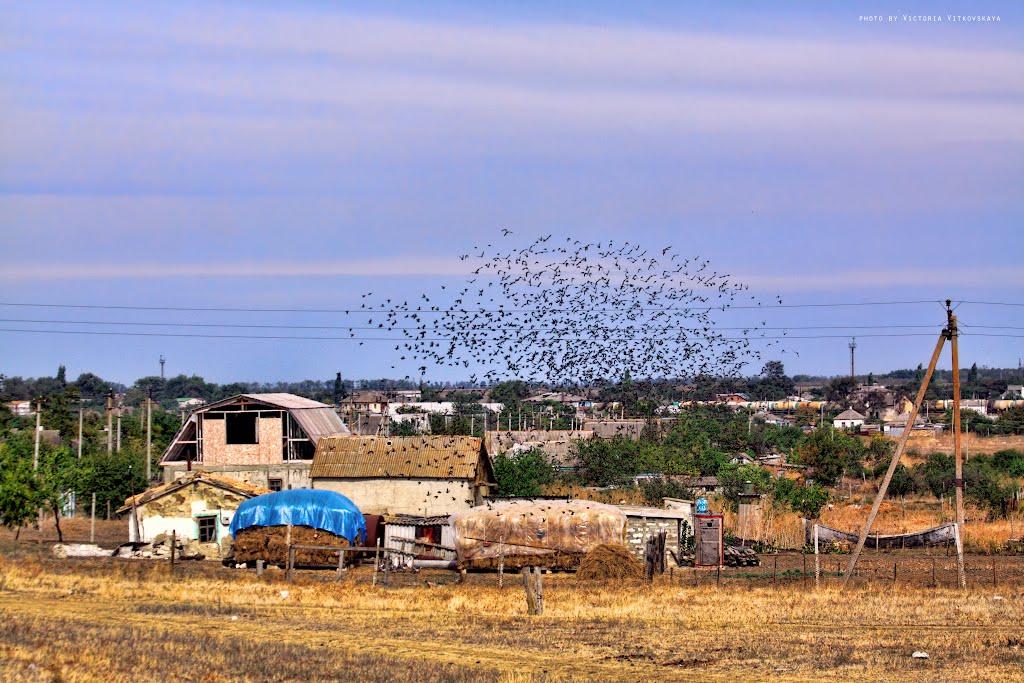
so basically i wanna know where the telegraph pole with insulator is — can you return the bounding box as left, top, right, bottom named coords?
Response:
left=849, top=337, right=857, bottom=378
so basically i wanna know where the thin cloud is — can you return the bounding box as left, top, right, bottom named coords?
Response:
left=0, top=258, right=470, bottom=280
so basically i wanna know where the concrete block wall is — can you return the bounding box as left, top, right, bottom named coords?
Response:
left=625, top=516, right=683, bottom=559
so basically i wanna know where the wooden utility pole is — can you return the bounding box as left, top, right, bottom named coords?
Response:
left=844, top=321, right=947, bottom=585
left=948, top=304, right=967, bottom=588
left=116, top=399, right=122, bottom=453
left=77, top=399, right=84, bottom=460
left=106, top=391, right=113, bottom=454
left=146, top=390, right=153, bottom=482
left=33, top=399, right=42, bottom=470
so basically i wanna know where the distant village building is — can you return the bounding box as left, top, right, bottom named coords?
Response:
left=5, top=400, right=32, bottom=416
left=118, top=472, right=270, bottom=559
left=159, top=393, right=350, bottom=490
left=833, top=408, right=866, bottom=430
left=485, top=430, right=594, bottom=471
left=310, top=435, right=494, bottom=517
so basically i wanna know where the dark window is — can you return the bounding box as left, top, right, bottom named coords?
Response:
left=197, top=516, right=217, bottom=543
left=225, top=413, right=258, bottom=445
left=268, top=478, right=283, bottom=492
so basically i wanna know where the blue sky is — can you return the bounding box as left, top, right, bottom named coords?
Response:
left=1, top=1, right=1022, bottom=385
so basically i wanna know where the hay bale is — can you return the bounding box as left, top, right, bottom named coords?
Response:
left=233, top=525, right=351, bottom=566
left=576, top=544, right=644, bottom=581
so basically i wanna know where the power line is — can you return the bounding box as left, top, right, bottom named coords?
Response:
left=0, top=299, right=948, bottom=315
left=1, top=327, right=1014, bottom=342
left=0, top=317, right=960, bottom=332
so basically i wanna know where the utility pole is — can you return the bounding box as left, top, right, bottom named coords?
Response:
left=106, top=390, right=113, bottom=454
left=33, top=399, right=42, bottom=470
left=116, top=398, right=122, bottom=453
left=159, top=355, right=166, bottom=379
left=849, top=337, right=857, bottom=378
left=146, top=388, right=153, bottom=482
left=948, top=302, right=966, bottom=588
left=844, top=300, right=966, bottom=589
left=77, top=398, right=83, bottom=460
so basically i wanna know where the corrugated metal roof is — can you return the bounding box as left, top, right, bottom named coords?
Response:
left=289, top=406, right=351, bottom=444
left=312, top=435, right=484, bottom=480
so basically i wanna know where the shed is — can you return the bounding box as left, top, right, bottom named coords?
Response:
left=310, top=435, right=495, bottom=517
left=117, top=472, right=270, bottom=558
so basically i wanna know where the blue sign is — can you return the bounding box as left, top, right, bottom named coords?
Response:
left=696, top=497, right=708, bottom=514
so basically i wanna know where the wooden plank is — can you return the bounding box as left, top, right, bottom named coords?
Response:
left=843, top=329, right=946, bottom=586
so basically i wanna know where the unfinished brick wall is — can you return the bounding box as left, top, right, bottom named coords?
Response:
left=202, top=415, right=284, bottom=466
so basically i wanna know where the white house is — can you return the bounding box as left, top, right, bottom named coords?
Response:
left=117, top=472, right=270, bottom=558
left=833, top=408, right=866, bottom=430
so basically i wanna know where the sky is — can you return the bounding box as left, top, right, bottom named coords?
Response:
left=1, top=1, right=1022, bottom=386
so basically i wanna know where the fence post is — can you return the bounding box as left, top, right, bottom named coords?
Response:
left=372, top=539, right=381, bottom=587
left=931, top=558, right=936, bottom=588
left=716, top=563, right=721, bottom=588
left=814, top=524, right=820, bottom=588
left=893, top=560, right=897, bottom=587
left=287, top=545, right=295, bottom=583
left=170, top=530, right=176, bottom=570
left=802, top=554, right=807, bottom=588
left=256, top=560, right=264, bottom=577
left=533, top=567, right=544, bottom=615
left=337, top=548, right=345, bottom=580
left=523, top=567, right=538, bottom=615
left=90, top=493, right=96, bottom=544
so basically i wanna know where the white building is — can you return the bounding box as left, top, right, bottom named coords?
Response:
left=833, top=408, right=866, bottom=430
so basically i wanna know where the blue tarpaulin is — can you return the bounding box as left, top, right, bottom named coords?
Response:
left=229, top=489, right=366, bottom=543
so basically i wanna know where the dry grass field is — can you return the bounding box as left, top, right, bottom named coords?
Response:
left=1, top=551, right=1022, bottom=683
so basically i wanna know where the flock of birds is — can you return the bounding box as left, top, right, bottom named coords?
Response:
left=357, top=232, right=779, bottom=386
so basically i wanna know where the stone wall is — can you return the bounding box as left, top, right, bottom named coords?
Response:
left=624, top=515, right=685, bottom=559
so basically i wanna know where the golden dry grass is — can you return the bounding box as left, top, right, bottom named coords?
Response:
left=1, top=553, right=1021, bottom=682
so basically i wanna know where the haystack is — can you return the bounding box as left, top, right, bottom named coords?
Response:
left=452, top=500, right=626, bottom=571
left=228, top=489, right=366, bottom=567
left=232, top=525, right=352, bottom=566
left=576, top=544, right=644, bottom=581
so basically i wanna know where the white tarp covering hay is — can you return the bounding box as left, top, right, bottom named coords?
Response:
left=451, top=500, right=626, bottom=570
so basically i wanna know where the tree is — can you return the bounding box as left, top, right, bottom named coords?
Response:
left=56, top=365, right=67, bottom=387
left=795, top=426, right=862, bottom=487
left=824, top=376, right=858, bottom=407
left=493, top=448, right=555, bottom=496
left=888, top=464, right=917, bottom=498
left=0, top=441, right=39, bottom=537
left=752, top=361, right=795, bottom=401
left=968, top=363, right=978, bottom=383
left=489, top=380, right=531, bottom=405
left=717, top=463, right=772, bottom=508
left=785, top=482, right=830, bottom=519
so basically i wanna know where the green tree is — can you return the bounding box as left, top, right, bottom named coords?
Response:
left=752, top=361, right=795, bottom=401
left=573, top=437, right=640, bottom=487
left=489, top=380, right=531, bottom=405
left=787, top=482, right=830, bottom=519
left=493, top=448, right=555, bottom=496
left=0, top=441, right=39, bottom=537
left=824, top=376, right=859, bottom=407
left=717, top=463, right=773, bottom=508
left=795, top=426, right=862, bottom=487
